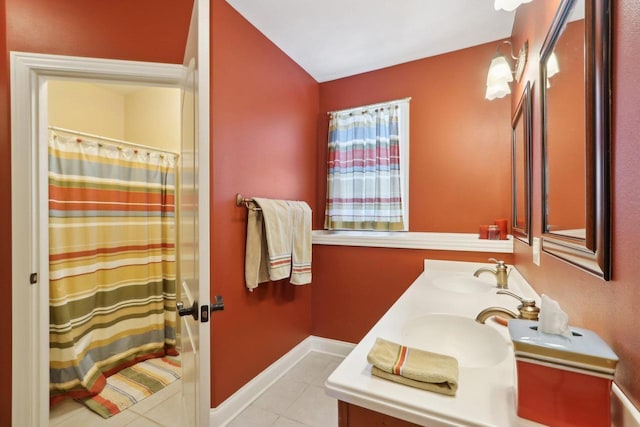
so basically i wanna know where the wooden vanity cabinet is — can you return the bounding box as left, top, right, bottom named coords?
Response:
left=338, top=401, right=424, bottom=427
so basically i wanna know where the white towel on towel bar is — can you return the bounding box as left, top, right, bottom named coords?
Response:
left=289, top=201, right=312, bottom=285
left=244, top=208, right=270, bottom=291
left=253, top=198, right=293, bottom=282
left=244, top=198, right=312, bottom=290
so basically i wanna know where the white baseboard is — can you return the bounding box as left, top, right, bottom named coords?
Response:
left=209, top=335, right=355, bottom=426
left=613, top=384, right=640, bottom=427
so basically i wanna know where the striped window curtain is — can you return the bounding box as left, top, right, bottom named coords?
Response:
left=48, top=131, right=178, bottom=403
left=325, top=104, right=405, bottom=231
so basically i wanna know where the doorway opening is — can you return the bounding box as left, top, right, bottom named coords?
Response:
left=47, top=78, right=184, bottom=425
left=9, top=51, right=212, bottom=427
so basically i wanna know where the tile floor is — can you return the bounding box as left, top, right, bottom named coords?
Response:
left=49, top=351, right=344, bottom=427
left=227, top=351, right=344, bottom=427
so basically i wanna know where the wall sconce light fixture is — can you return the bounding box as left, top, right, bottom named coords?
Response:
left=494, top=0, right=533, bottom=12
left=485, top=40, right=529, bottom=100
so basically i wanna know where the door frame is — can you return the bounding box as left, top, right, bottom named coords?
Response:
left=10, top=52, right=211, bottom=426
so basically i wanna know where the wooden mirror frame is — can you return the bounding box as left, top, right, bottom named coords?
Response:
left=512, top=81, right=532, bottom=245
left=540, top=0, right=611, bottom=279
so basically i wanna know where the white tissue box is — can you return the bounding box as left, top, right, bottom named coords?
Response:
left=508, top=319, right=618, bottom=427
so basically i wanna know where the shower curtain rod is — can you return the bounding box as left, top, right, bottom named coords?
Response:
left=48, top=126, right=179, bottom=157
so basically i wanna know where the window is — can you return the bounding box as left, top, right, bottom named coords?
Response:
left=324, top=98, right=410, bottom=231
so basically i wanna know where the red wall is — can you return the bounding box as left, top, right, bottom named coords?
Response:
left=312, top=44, right=514, bottom=342
left=312, top=248, right=514, bottom=343
left=317, top=44, right=512, bottom=232
left=512, top=0, right=640, bottom=412
left=6, top=0, right=192, bottom=63
left=210, top=0, right=318, bottom=406
left=0, top=1, right=193, bottom=423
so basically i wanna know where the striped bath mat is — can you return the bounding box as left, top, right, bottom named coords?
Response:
left=79, top=356, right=181, bottom=418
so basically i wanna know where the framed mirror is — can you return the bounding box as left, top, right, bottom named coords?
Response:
left=540, top=0, right=611, bottom=279
left=512, top=82, right=532, bottom=245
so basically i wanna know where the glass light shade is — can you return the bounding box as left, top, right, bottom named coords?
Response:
left=486, top=56, right=514, bottom=85
left=547, top=52, right=560, bottom=78
left=485, top=80, right=511, bottom=100
left=494, top=0, right=533, bottom=12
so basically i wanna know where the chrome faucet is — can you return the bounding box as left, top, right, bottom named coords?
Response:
left=475, top=290, right=540, bottom=324
left=473, top=258, right=510, bottom=289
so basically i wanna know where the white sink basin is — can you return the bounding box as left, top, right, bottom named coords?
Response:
left=431, top=273, right=496, bottom=294
left=401, top=314, right=509, bottom=368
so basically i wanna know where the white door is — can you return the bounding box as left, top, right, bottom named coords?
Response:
left=178, top=0, right=216, bottom=426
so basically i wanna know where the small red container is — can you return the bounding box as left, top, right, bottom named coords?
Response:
left=495, top=218, right=508, bottom=240
left=508, top=320, right=618, bottom=427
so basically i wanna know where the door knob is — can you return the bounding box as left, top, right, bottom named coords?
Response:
left=176, top=300, right=199, bottom=321
left=211, top=295, right=225, bottom=312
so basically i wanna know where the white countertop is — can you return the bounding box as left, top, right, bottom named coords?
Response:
left=325, top=259, right=547, bottom=427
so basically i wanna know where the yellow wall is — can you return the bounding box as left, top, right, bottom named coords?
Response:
left=48, top=80, right=126, bottom=139
left=125, top=86, right=180, bottom=151
left=48, top=80, right=180, bottom=152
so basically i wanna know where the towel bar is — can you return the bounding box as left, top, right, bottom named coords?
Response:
left=236, top=193, right=261, bottom=211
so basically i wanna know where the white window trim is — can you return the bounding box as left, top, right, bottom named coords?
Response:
left=398, top=100, right=410, bottom=230
left=326, top=97, right=410, bottom=231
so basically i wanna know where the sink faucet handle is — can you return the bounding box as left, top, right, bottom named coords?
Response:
left=497, top=290, right=531, bottom=303
left=496, top=290, right=540, bottom=320
left=489, top=259, right=509, bottom=277
left=488, top=258, right=507, bottom=268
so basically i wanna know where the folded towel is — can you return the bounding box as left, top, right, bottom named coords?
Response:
left=366, top=337, right=458, bottom=396
left=244, top=208, right=271, bottom=290
left=253, top=198, right=293, bottom=281
left=290, top=201, right=312, bottom=285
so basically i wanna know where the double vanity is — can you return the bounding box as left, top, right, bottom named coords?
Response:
left=325, top=260, right=545, bottom=426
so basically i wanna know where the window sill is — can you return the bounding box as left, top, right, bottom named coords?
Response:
left=312, top=230, right=514, bottom=253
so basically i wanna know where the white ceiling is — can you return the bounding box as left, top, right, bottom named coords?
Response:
left=226, top=0, right=516, bottom=82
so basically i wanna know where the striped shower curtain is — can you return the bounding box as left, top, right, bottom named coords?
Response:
left=325, top=105, right=405, bottom=230
left=48, top=131, right=178, bottom=403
